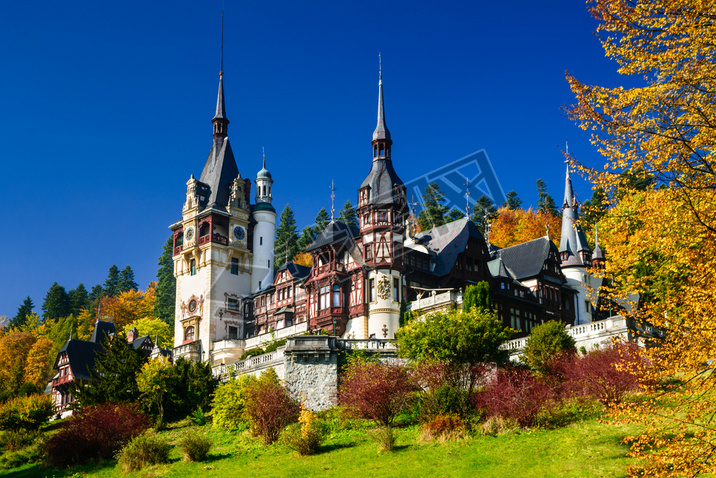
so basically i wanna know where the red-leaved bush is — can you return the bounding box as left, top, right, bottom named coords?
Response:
left=244, top=370, right=299, bottom=445
left=339, top=361, right=417, bottom=426
left=556, top=343, right=642, bottom=404
left=473, top=368, right=554, bottom=428
left=41, top=402, right=149, bottom=468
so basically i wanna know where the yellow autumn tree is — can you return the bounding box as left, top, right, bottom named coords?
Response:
left=568, top=1, right=716, bottom=475
left=23, top=337, right=54, bottom=390
left=125, top=317, right=173, bottom=348
left=488, top=207, right=561, bottom=249
left=99, top=283, right=157, bottom=333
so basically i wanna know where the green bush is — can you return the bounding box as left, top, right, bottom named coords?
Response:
left=0, top=395, right=54, bottom=431
left=116, top=433, right=170, bottom=472
left=369, top=426, right=394, bottom=453
left=178, top=430, right=212, bottom=462
left=522, top=320, right=577, bottom=374
left=0, top=429, right=40, bottom=452
left=419, top=385, right=472, bottom=422
left=0, top=445, right=40, bottom=469
left=264, top=339, right=286, bottom=354
left=534, top=397, right=604, bottom=429
left=211, top=374, right=257, bottom=431
left=239, top=348, right=265, bottom=360
left=190, top=406, right=206, bottom=426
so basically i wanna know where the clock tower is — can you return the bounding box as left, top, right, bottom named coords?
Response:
left=170, top=68, right=253, bottom=363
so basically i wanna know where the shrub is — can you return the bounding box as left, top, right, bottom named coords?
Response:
left=0, top=394, right=54, bottom=431
left=41, top=402, right=149, bottom=468
left=419, top=413, right=467, bottom=442
left=0, top=445, right=40, bottom=469
left=474, top=368, right=554, bottom=428
left=190, top=406, right=206, bottom=426
left=178, top=430, right=212, bottom=462
left=533, top=397, right=604, bottom=429
left=419, top=385, right=472, bottom=422
left=283, top=407, right=324, bottom=456
left=116, top=433, right=170, bottom=472
left=522, top=320, right=577, bottom=374
left=368, top=426, right=394, bottom=453
left=264, top=339, right=286, bottom=354
left=478, top=416, right=516, bottom=436
left=0, top=429, right=40, bottom=451
left=211, top=374, right=257, bottom=431
left=339, top=361, right=416, bottom=426
left=244, top=369, right=299, bottom=444
left=239, top=348, right=265, bottom=360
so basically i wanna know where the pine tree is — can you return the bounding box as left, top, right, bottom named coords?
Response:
left=504, top=190, right=523, bottom=210
left=275, top=204, right=299, bottom=270
left=118, top=265, right=138, bottom=293
left=470, top=194, right=497, bottom=235
left=313, top=208, right=330, bottom=237
left=536, top=179, right=559, bottom=216
left=41, top=282, right=70, bottom=322
left=297, top=226, right=316, bottom=251
left=447, top=208, right=464, bottom=223
left=155, top=236, right=176, bottom=326
left=337, top=200, right=358, bottom=228
left=68, top=284, right=89, bottom=317
left=103, top=265, right=121, bottom=297
left=71, top=332, right=147, bottom=407
left=10, top=296, right=34, bottom=329
left=417, top=182, right=449, bottom=231
left=88, top=284, right=105, bottom=314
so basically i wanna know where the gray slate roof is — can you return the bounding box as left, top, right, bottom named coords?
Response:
left=307, top=221, right=360, bottom=252
left=90, top=320, right=115, bottom=344
left=492, top=236, right=560, bottom=280
left=277, top=262, right=312, bottom=280
left=359, top=159, right=403, bottom=206
left=414, top=218, right=485, bottom=277
left=199, top=137, right=239, bottom=210
left=56, top=339, right=102, bottom=381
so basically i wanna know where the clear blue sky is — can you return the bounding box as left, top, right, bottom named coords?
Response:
left=0, top=0, right=626, bottom=318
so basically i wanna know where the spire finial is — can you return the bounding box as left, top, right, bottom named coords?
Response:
left=379, top=52, right=382, bottom=83
left=330, top=180, right=336, bottom=221
left=372, top=52, right=391, bottom=146
left=484, top=210, right=491, bottom=247
left=465, top=178, right=471, bottom=219
left=220, top=9, right=224, bottom=77
left=262, top=147, right=266, bottom=169
left=212, top=10, right=228, bottom=133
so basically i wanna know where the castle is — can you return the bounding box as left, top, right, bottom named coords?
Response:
left=169, top=62, right=607, bottom=366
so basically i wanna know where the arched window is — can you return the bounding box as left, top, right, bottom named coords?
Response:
left=185, top=326, right=195, bottom=342
left=332, top=284, right=340, bottom=308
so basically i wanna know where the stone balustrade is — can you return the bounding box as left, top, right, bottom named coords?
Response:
left=407, top=290, right=463, bottom=312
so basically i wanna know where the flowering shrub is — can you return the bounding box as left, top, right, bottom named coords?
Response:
left=339, top=361, right=416, bottom=426
left=473, top=368, right=553, bottom=428
left=243, top=369, right=299, bottom=445
left=0, top=394, right=54, bottom=431
left=41, top=402, right=149, bottom=468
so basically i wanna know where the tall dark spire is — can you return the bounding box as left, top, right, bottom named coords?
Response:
left=212, top=11, right=229, bottom=138
left=372, top=52, right=392, bottom=160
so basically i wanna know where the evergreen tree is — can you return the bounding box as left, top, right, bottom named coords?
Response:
left=275, top=204, right=299, bottom=270
left=470, top=194, right=497, bottom=235
left=447, top=208, right=465, bottom=223
left=41, top=283, right=70, bottom=322
left=581, top=187, right=609, bottom=230
left=71, top=332, right=147, bottom=407
left=504, top=190, right=523, bottom=210
left=417, top=182, right=449, bottom=231
left=118, top=265, right=138, bottom=293
left=103, top=265, right=121, bottom=297
left=536, top=179, right=559, bottom=216
left=68, top=284, right=89, bottom=317
left=313, top=208, right=330, bottom=237
left=155, top=236, right=176, bottom=326
left=88, top=284, right=105, bottom=314
left=10, top=296, right=34, bottom=330
left=297, top=226, right=316, bottom=251
left=337, top=200, right=358, bottom=228
left=463, top=282, right=491, bottom=313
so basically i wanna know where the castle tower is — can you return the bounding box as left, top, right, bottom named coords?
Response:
left=251, top=151, right=277, bottom=292
left=170, top=58, right=253, bottom=362
left=558, top=162, right=596, bottom=325
left=356, top=58, right=408, bottom=339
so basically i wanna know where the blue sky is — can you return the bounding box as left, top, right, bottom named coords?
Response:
left=0, top=0, right=627, bottom=318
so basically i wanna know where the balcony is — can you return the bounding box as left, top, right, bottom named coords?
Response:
left=173, top=340, right=201, bottom=361
left=198, top=233, right=229, bottom=246
left=173, top=245, right=183, bottom=256
left=407, top=290, right=463, bottom=313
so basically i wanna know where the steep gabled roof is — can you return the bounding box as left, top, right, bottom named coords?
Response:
left=199, top=137, right=239, bottom=210
left=91, top=320, right=115, bottom=344
left=276, top=262, right=312, bottom=280
left=414, top=218, right=485, bottom=276
left=56, top=339, right=103, bottom=381
left=359, top=159, right=404, bottom=205
left=493, top=236, right=560, bottom=280
left=307, top=221, right=360, bottom=252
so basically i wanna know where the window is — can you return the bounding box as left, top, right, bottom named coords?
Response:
left=369, top=278, right=375, bottom=302
left=231, top=258, right=238, bottom=275
left=176, top=232, right=184, bottom=247
left=190, top=259, right=197, bottom=276
left=365, top=244, right=372, bottom=261
left=267, top=259, right=270, bottom=269
left=228, top=298, right=239, bottom=311
left=259, top=281, right=262, bottom=289
left=332, top=284, right=340, bottom=307
left=260, top=237, right=263, bottom=246
left=393, top=278, right=400, bottom=302
left=185, top=326, right=195, bottom=342
left=320, top=286, right=329, bottom=310
left=228, top=326, right=238, bottom=340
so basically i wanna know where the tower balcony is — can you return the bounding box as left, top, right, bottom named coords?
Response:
left=198, top=233, right=229, bottom=246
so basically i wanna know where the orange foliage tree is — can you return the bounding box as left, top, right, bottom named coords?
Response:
left=99, top=283, right=156, bottom=333
left=488, top=207, right=561, bottom=249
left=567, top=1, right=716, bottom=475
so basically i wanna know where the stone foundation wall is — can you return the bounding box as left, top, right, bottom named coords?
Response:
left=284, top=336, right=338, bottom=411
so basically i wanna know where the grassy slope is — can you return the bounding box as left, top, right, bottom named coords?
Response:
left=1, top=417, right=638, bottom=478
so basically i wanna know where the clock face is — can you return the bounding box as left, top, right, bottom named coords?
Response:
left=185, top=227, right=194, bottom=241
left=233, top=225, right=245, bottom=240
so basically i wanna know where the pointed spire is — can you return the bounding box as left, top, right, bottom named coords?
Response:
left=212, top=11, right=229, bottom=135
left=330, top=180, right=336, bottom=222
left=593, top=223, right=605, bottom=261
left=262, top=147, right=266, bottom=169
left=372, top=52, right=391, bottom=144
left=563, top=161, right=575, bottom=209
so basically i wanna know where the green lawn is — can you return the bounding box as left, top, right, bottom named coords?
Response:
left=1, top=416, right=638, bottom=478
